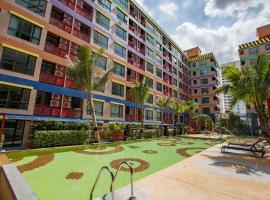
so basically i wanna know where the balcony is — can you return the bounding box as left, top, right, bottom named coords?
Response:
left=44, top=33, right=69, bottom=58
left=39, top=72, right=65, bottom=86
left=34, top=105, right=61, bottom=116
left=125, top=106, right=141, bottom=122
left=128, top=52, right=145, bottom=71
left=163, top=61, right=172, bottom=73
left=76, top=0, right=93, bottom=21
left=50, top=7, right=72, bottom=33
left=62, top=108, right=82, bottom=118
left=73, top=20, right=91, bottom=42
left=164, top=113, right=173, bottom=124
left=129, top=19, right=146, bottom=41
left=59, top=0, right=75, bottom=10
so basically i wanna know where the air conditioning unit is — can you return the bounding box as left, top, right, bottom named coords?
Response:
left=52, top=93, right=61, bottom=100
left=62, top=101, right=71, bottom=108
left=50, top=100, right=60, bottom=107
left=54, top=70, right=64, bottom=77
left=55, top=65, right=64, bottom=71
left=63, top=95, right=71, bottom=101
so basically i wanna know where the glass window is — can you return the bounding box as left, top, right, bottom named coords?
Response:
left=156, top=111, right=161, bottom=121
left=147, top=94, right=153, bottom=104
left=147, top=78, right=153, bottom=88
left=173, top=90, right=178, bottom=98
left=199, top=60, right=207, bottom=66
left=173, top=67, right=177, bottom=75
left=119, top=0, right=128, bottom=9
left=248, top=47, right=257, bottom=55
left=145, top=109, right=153, bottom=120
left=178, top=71, right=183, bottom=78
left=114, top=43, right=126, bottom=58
left=200, top=69, right=208, bottom=75
left=0, top=85, right=30, bottom=110
left=116, top=8, right=127, bottom=24
left=202, top=97, right=209, bottom=104
left=155, top=30, right=162, bottom=40
left=265, top=44, right=270, bottom=50
left=88, top=100, right=104, bottom=116
left=112, top=82, right=124, bottom=97
left=98, top=0, right=111, bottom=11
left=156, top=82, right=162, bottom=92
left=146, top=22, right=154, bottom=33
left=194, top=89, right=197, bottom=94
left=110, top=103, right=123, bottom=118
left=146, top=34, right=154, bottom=45
left=94, top=30, right=109, bottom=49
left=179, top=82, right=183, bottom=89
left=1, top=47, right=36, bottom=75
left=156, top=42, right=162, bottom=51
left=113, top=62, right=125, bottom=77
left=115, top=25, right=127, bottom=41
left=8, top=15, right=42, bottom=45
left=94, top=53, right=107, bottom=70
left=201, top=78, right=208, bottom=85
left=146, top=47, right=154, bottom=59
left=146, top=62, right=154, bottom=73
left=41, top=60, right=55, bottom=74
left=15, top=0, right=47, bottom=16
left=156, top=55, right=162, bottom=65
left=156, top=68, right=162, bottom=78
left=96, top=11, right=110, bottom=30
left=202, top=107, right=210, bottom=114
left=250, top=58, right=256, bottom=65
left=201, top=88, right=209, bottom=94
left=173, top=78, right=177, bottom=86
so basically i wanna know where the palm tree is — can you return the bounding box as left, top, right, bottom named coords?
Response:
left=215, top=54, right=270, bottom=141
left=170, top=102, right=186, bottom=126
left=184, top=100, right=199, bottom=130
left=66, top=45, right=113, bottom=143
left=156, top=97, right=171, bottom=135
left=128, top=77, right=151, bottom=132
left=192, top=114, right=213, bottom=134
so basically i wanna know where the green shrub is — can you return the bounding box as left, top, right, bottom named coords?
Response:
left=132, top=129, right=160, bottom=139
left=30, top=130, right=90, bottom=148
left=0, top=134, right=4, bottom=149
left=32, top=120, right=89, bottom=131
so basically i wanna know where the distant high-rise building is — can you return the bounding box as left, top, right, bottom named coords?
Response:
left=220, top=61, right=247, bottom=115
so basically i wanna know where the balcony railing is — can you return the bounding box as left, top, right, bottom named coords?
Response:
left=34, top=105, right=61, bottom=116
left=62, top=108, right=82, bottom=118
left=39, top=72, right=65, bottom=86
left=59, top=0, right=75, bottom=10
left=49, top=17, right=72, bottom=33
left=125, top=114, right=141, bottom=121
left=44, top=42, right=68, bottom=58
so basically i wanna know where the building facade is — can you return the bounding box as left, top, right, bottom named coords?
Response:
left=0, top=0, right=220, bottom=147
left=220, top=61, right=247, bottom=115
left=185, top=47, right=221, bottom=120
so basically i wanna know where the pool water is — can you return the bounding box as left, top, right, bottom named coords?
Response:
left=10, top=137, right=216, bottom=200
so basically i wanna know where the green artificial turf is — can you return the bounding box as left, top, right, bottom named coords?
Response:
left=9, top=137, right=217, bottom=200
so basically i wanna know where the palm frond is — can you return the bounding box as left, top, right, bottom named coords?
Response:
left=93, top=68, right=114, bottom=91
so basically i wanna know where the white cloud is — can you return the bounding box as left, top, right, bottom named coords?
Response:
left=204, top=0, right=265, bottom=17
left=135, top=0, right=154, bottom=16
left=159, top=2, right=178, bottom=15
left=172, top=1, right=270, bottom=64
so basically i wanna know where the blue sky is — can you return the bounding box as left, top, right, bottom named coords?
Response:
left=136, top=0, right=270, bottom=64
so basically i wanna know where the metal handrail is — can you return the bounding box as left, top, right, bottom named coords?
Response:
left=90, top=166, right=115, bottom=200
left=112, top=161, right=136, bottom=200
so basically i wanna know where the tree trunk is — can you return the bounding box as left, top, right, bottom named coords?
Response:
left=161, top=110, right=164, bottom=136
left=88, top=97, right=101, bottom=143
left=256, top=106, right=270, bottom=141
left=140, top=105, right=144, bottom=137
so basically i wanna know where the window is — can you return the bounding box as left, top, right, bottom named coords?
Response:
left=119, top=0, right=128, bottom=9
left=94, top=30, right=109, bottom=49
left=88, top=100, right=104, bottom=116
left=155, top=30, right=162, bottom=40
left=1, top=47, right=36, bottom=75
left=172, top=57, right=177, bottom=65
left=173, top=78, right=177, bottom=86
left=156, top=68, right=162, bottom=78
left=202, top=97, right=209, bottom=104
left=201, top=78, right=208, bottom=85
left=156, top=82, right=162, bottom=92
left=98, top=0, right=111, bottom=11
left=201, top=88, right=209, bottom=94
left=8, top=15, right=42, bottom=45
left=194, top=89, right=197, bottom=94
left=146, top=22, right=154, bottom=33
left=248, top=47, right=257, bottom=55
left=115, top=25, right=127, bottom=41
left=114, top=43, right=126, bottom=58
left=41, top=60, right=55, bottom=74
left=202, top=107, right=210, bottom=114
left=156, top=111, right=161, bottom=121
left=179, top=82, right=183, bottom=89
left=156, top=42, right=162, bottom=51
left=173, top=90, right=178, bottom=98
left=146, top=48, right=154, bottom=59
left=110, top=103, right=123, bottom=118
left=94, top=53, right=107, bottom=70
left=96, top=11, right=110, bottom=30
left=156, top=55, right=162, bottom=65
left=173, top=67, right=177, bottom=75
left=145, top=109, right=153, bottom=120
left=147, top=94, right=153, bottom=104
left=200, top=69, right=208, bottom=75
left=147, top=78, right=153, bottom=88
left=193, top=71, right=196, bottom=76
left=112, top=82, right=124, bottom=97
left=199, top=60, right=207, bottom=66
left=265, top=44, right=270, bottom=50
left=0, top=85, right=30, bottom=109
left=15, top=0, right=47, bottom=16
left=178, top=71, right=183, bottom=78
left=116, top=8, right=127, bottom=24
left=250, top=58, right=256, bottom=65
left=146, top=62, right=154, bottom=73
left=146, top=34, right=154, bottom=45
left=193, top=80, right=197, bottom=85
left=113, top=62, right=125, bottom=77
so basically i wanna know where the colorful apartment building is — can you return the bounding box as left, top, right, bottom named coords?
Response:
left=185, top=47, right=221, bottom=120
left=0, top=0, right=220, bottom=147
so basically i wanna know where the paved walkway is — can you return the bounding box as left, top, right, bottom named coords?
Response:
left=135, top=144, right=270, bottom=200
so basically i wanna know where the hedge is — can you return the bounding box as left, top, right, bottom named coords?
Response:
left=32, top=121, right=89, bottom=131
left=30, top=130, right=90, bottom=148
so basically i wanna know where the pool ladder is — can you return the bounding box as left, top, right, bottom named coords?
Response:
left=90, top=161, right=135, bottom=200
